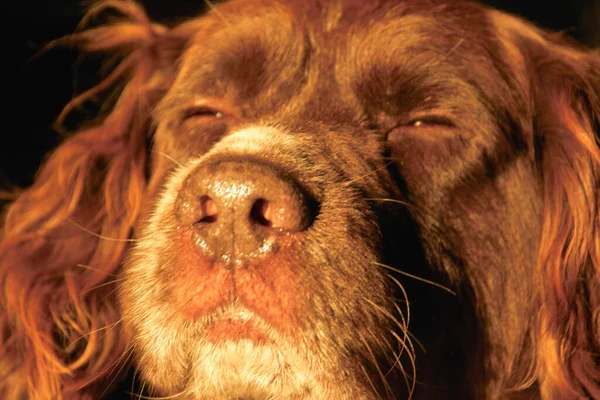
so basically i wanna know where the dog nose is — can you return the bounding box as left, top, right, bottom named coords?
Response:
left=175, top=160, right=315, bottom=263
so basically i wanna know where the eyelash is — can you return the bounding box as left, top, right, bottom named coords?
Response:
left=182, top=106, right=225, bottom=121
left=407, top=116, right=454, bottom=128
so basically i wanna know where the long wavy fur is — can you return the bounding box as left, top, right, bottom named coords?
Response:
left=0, top=2, right=196, bottom=397
left=533, top=43, right=600, bottom=398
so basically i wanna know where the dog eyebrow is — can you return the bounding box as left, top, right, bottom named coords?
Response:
left=154, top=91, right=196, bottom=121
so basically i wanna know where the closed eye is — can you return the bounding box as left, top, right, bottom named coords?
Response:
left=182, top=106, right=225, bottom=121
left=385, top=115, right=456, bottom=142
left=407, top=115, right=454, bottom=128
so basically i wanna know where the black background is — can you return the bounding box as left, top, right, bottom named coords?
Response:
left=6, top=0, right=600, bottom=193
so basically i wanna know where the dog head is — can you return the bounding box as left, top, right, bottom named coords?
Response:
left=1, top=1, right=599, bottom=399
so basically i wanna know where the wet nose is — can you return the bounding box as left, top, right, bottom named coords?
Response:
left=175, top=160, right=315, bottom=263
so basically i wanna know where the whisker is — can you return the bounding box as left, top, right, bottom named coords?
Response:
left=342, top=161, right=395, bottom=187
left=364, top=197, right=420, bottom=213
left=391, top=330, right=417, bottom=398
left=440, top=38, right=464, bottom=62
left=128, top=388, right=193, bottom=400
left=375, top=262, right=456, bottom=295
left=364, top=298, right=411, bottom=359
left=385, top=273, right=426, bottom=353
left=76, top=342, right=134, bottom=391
left=358, top=332, right=393, bottom=399
left=81, top=277, right=127, bottom=294
left=97, top=283, right=124, bottom=304
left=359, top=363, right=383, bottom=400
left=137, top=372, right=149, bottom=400
left=100, top=344, right=136, bottom=399
left=67, top=217, right=138, bottom=242
left=389, top=301, right=412, bottom=360
left=151, top=149, right=183, bottom=167
left=131, top=367, right=140, bottom=400
left=370, top=279, right=416, bottom=390
left=386, top=274, right=411, bottom=328
left=390, top=300, right=425, bottom=354
left=204, top=0, right=231, bottom=26
left=363, top=298, right=408, bottom=336
left=373, top=333, right=403, bottom=374
left=75, top=263, right=119, bottom=277
left=362, top=296, right=417, bottom=395
left=68, top=318, right=123, bottom=349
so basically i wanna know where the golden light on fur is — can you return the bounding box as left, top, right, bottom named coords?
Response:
left=1, top=1, right=599, bottom=399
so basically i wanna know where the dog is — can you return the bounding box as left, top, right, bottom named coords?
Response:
left=2, top=0, right=599, bottom=399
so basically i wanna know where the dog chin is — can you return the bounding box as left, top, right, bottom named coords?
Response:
left=187, top=341, right=309, bottom=399
left=146, top=330, right=370, bottom=400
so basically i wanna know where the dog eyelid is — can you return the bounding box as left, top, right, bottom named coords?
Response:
left=183, top=106, right=225, bottom=120
left=407, top=115, right=454, bottom=128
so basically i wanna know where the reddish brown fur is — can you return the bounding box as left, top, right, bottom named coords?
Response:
left=1, top=1, right=599, bottom=399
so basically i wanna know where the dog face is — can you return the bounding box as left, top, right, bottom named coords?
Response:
left=1, top=1, right=599, bottom=399
left=122, top=2, right=543, bottom=398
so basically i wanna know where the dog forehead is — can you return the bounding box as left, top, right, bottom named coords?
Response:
left=160, top=0, right=500, bottom=129
left=177, top=0, right=489, bottom=75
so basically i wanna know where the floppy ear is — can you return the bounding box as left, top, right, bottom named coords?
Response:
left=514, top=20, right=600, bottom=400
left=0, top=1, right=194, bottom=397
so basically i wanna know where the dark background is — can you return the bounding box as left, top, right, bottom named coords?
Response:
left=5, top=0, right=600, bottom=195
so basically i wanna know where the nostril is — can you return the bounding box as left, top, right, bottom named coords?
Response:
left=250, top=191, right=317, bottom=232
left=199, top=195, right=218, bottom=223
left=250, top=198, right=272, bottom=228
